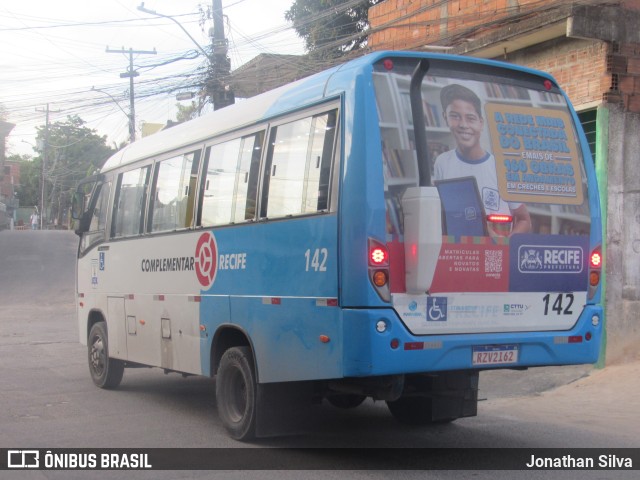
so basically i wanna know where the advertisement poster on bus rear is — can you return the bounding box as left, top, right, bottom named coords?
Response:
left=484, top=104, right=584, bottom=205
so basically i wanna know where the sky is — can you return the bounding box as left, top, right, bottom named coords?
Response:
left=0, top=0, right=305, bottom=157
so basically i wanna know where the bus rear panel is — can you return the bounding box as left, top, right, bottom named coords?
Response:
left=349, top=55, right=602, bottom=379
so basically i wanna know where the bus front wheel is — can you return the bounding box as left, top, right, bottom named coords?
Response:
left=216, top=346, right=257, bottom=441
left=88, top=321, right=124, bottom=389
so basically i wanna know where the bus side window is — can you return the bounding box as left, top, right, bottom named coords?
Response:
left=261, top=109, right=338, bottom=219
left=79, top=181, right=111, bottom=254
left=308, top=110, right=337, bottom=212
left=235, top=131, right=264, bottom=222
left=112, top=166, right=150, bottom=238
left=149, top=150, right=200, bottom=233
left=90, top=182, right=111, bottom=232
left=201, top=138, right=242, bottom=227
left=200, top=131, right=264, bottom=227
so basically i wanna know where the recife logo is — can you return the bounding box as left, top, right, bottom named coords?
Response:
left=519, top=249, right=543, bottom=270
left=195, top=232, right=218, bottom=288
left=518, top=245, right=583, bottom=274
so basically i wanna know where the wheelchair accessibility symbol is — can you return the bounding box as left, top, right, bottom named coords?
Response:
left=427, top=297, right=448, bottom=322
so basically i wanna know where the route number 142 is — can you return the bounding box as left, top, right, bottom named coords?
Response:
left=542, top=293, right=574, bottom=315
left=305, top=248, right=328, bottom=272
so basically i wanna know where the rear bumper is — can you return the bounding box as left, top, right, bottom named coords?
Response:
left=341, top=304, right=602, bottom=377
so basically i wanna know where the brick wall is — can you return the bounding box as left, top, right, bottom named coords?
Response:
left=0, top=162, right=21, bottom=201
left=369, top=0, right=555, bottom=52
left=506, top=39, right=610, bottom=109
left=368, top=0, right=640, bottom=112
left=614, top=43, right=640, bottom=113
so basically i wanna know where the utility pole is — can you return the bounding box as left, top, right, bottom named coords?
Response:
left=106, top=46, right=157, bottom=142
left=35, top=103, right=60, bottom=230
left=136, top=2, right=234, bottom=109
left=210, top=0, right=234, bottom=110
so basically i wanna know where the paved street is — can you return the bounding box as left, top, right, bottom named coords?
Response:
left=0, top=230, right=637, bottom=479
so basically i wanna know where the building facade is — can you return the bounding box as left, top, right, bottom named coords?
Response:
left=368, top=0, right=640, bottom=363
left=0, top=120, right=17, bottom=227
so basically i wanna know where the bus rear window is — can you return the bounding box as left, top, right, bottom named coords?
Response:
left=373, top=59, right=590, bottom=239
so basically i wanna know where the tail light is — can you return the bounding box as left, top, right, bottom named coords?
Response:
left=588, top=246, right=602, bottom=299
left=368, top=238, right=390, bottom=301
left=372, top=270, right=388, bottom=287
left=369, top=244, right=389, bottom=267
left=487, top=214, right=513, bottom=224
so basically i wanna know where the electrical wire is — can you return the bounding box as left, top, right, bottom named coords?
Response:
left=2, top=0, right=609, bottom=158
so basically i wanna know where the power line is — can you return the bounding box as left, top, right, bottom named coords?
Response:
left=105, top=46, right=158, bottom=142
left=2, top=2, right=315, bottom=149
left=0, top=12, right=199, bottom=32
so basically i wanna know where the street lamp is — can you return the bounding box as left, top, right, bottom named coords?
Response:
left=137, top=1, right=234, bottom=110
left=91, top=86, right=134, bottom=143
left=137, top=3, right=209, bottom=58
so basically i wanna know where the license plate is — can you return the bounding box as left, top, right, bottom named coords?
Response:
left=472, top=345, right=519, bottom=366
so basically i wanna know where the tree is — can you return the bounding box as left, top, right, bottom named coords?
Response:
left=175, top=101, right=200, bottom=123
left=285, top=0, right=383, bottom=61
left=7, top=153, right=38, bottom=207
left=31, top=115, right=115, bottom=226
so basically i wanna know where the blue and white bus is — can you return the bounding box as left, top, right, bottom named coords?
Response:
left=73, top=51, right=603, bottom=440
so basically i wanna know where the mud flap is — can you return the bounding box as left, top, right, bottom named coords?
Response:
left=430, top=370, right=479, bottom=421
left=255, top=381, right=317, bottom=437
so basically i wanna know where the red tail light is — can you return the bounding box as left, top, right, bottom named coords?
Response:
left=368, top=238, right=391, bottom=302
left=369, top=242, right=389, bottom=266
left=487, top=214, right=513, bottom=224
left=588, top=247, right=602, bottom=292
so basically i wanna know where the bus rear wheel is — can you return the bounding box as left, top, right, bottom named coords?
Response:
left=88, top=321, right=124, bottom=389
left=216, top=346, right=257, bottom=441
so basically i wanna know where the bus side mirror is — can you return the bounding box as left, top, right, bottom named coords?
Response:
left=72, top=191, right=92, bottom=236
left=71, top=192, right=84, bottom=221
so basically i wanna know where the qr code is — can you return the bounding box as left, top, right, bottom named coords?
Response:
left=485, top=250, right=503, bottom=273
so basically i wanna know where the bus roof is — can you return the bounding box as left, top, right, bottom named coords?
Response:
left=100, top=63, right=343, bottom=172
left=100, top=50, right=557, bottom=173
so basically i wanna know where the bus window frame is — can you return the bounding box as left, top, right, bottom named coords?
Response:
left=147, top=149, right=202, bottom=234
left=102, top=100, right=342, bottom=243
left=259, top=102, right=341, bottom=221
left=110, top=164, right=152, bottom=240
left=76, top=176, right=113, bottom=257
left=197, top=127, right=266, bottom=228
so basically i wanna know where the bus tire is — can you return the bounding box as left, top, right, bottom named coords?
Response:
left=386, top=397, right=455, bottom=425
left=216, top=346, right=257, bottom=441
left=88, top=321, right=124, bottom=389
